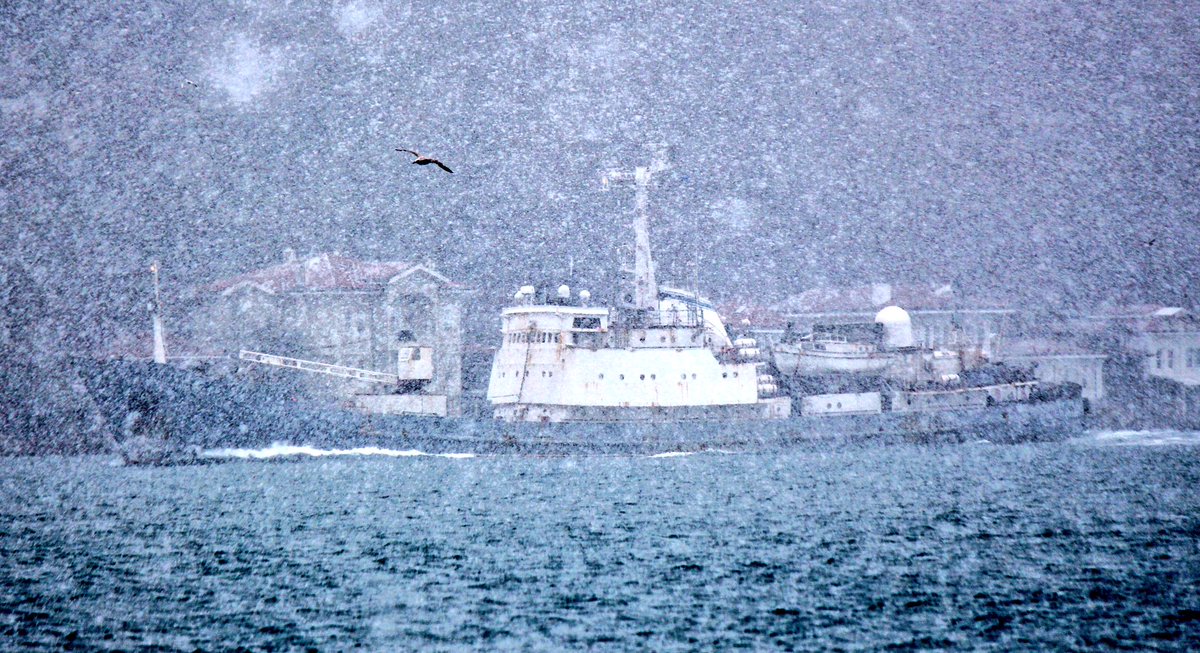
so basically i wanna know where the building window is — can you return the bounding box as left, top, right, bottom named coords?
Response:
left=1157, top=350, right=1163, bottom=369
left=1168, top=350, right=1175, bottom=369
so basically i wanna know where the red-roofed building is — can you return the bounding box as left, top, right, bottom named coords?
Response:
left=185, top=250, right=467, bottom=412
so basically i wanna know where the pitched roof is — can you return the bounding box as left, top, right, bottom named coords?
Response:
left=777, top=282, right=972, bottom=314
left=206, top=253, right=451, bottom=295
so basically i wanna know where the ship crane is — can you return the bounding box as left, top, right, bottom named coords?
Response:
left=239, top=345, right=433, bottom=389
left=601, top=146, right=671, bottom=311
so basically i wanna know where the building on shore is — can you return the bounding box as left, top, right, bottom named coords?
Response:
left=184, top=250, right=467, bottom=414
left=755, top=283, right=1018, bottom=353
left=997, top=339, right=1107, bottom=409
left=1063, top=305, right=1200, bottom=427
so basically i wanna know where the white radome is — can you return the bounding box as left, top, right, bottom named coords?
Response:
left=874, top=305, right=915, bottom=348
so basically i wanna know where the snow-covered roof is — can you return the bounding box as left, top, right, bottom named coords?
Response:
left=206, top=253, right=455, bottom=295
left=777, top=283, right=995, bottom=314
left=1001, top=338, right=1104, bottom=358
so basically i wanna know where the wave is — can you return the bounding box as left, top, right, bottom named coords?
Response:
left=647, top=449, right=738, bottom=458
left=1071, top=429, right=1200, bottom=447
left=201, top=444, right=476, bottom=460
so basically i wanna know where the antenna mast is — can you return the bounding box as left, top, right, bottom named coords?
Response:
left=601, top=145, right=671, bottom=311
left=150, top=261, right=168, bottom=364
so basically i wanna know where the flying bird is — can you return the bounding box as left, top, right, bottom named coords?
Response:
left=396, top=149, right=453, bottom=173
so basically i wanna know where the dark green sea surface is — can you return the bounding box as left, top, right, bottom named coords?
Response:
left=2, top=432, right=1198, bottom=651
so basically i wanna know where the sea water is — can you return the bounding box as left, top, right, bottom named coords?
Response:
left=2, top=432, right=1198, bottom=651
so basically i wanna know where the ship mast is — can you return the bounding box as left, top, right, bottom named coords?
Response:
left=602, top=147, right=671, bottom=311
left=150, top=260, right=168, bottom=364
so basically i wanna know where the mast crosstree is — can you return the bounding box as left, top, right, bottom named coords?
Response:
left=601, top=147, right=671, bottom=311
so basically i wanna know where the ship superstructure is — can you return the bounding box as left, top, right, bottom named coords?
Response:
left=486, top=153, right=788, bottom=423
left=772, top=305, right=1042, bottom=417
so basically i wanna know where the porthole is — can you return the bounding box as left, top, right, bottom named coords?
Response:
left=599, top=373, right=605, bottom=380
left=826, top=403, right=832, bottom=409
left=836, top=402, right=842, bottom=409
left=722, top=372, right=728, bottom=378
left=681, top=373, right=687, bottom=380
left=619, top=374, right=625, bottom=380
left=692, top=373, right=697, bottom=380
left=639, top=374, right=645, bottom=380
left=733, top=372, right=739, bottom=378
left=650, top=374, right=656, bottom=380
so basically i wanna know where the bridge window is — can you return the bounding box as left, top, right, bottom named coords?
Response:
left=573, top=316, right=601, bottom=329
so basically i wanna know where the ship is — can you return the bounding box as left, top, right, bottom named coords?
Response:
left=75, top=154, right=1083, bottom=463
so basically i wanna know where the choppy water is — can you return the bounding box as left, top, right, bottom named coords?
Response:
left=2, top=432, right=1199, bottom=651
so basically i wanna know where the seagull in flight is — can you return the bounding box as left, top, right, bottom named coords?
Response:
left=396, top=149, right=453, bottom=173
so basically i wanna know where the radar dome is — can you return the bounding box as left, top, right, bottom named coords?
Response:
left=874, top=305, right=914, bottom=348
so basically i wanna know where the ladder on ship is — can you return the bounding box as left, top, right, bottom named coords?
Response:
left=239, top=350, right=400, bottom=385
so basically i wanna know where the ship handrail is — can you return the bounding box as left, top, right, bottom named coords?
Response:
left=901, top=381, right=1037, bottom=396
